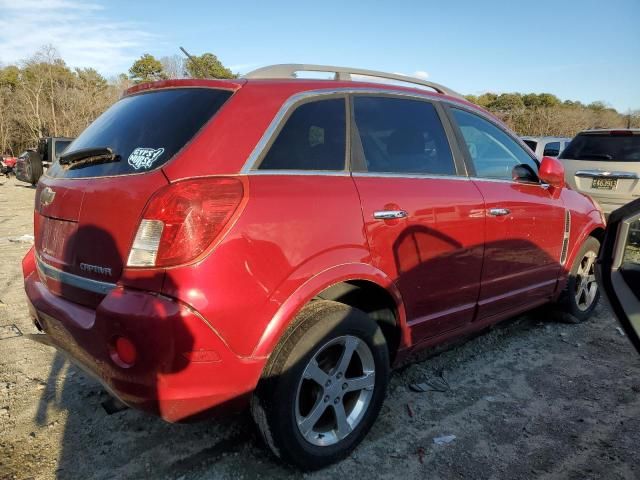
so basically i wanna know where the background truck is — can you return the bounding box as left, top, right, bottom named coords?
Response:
left=16, top=136, right=74, bottom=185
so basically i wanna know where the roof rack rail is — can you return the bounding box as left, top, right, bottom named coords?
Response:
left=243, top=64, right=462, bottom=98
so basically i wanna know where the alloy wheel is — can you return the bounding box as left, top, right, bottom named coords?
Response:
left=575, top=250, right=598, bottom=311
left=295, top=335, right=375, bottom=447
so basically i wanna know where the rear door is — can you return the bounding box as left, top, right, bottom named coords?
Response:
left=560, top=131, right=640, bottom=209
left=350, top=95, right=485, bottom=343
left=35, top=87, right=234, bottom=303
left=446, top=106, right=566, bottom=320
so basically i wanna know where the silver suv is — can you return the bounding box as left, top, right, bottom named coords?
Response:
left=559, top=129, right=640, bottom=216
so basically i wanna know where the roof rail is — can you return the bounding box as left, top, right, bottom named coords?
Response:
left=243, top=64, right=462, bottom=98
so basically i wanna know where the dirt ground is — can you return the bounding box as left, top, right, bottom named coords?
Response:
left=1, top=175, right=639, bottom=480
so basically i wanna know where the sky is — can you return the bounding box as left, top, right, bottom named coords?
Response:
left=0, top=0, right=638, bottom=112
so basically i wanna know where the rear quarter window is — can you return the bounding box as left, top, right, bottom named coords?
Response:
left=47, top=88, right=232, bottom=178
left=258, top=98, right=347, bottom=171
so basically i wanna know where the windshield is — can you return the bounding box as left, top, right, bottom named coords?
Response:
left=560, top=133, right=640, bottom=162
left=523, top=140, right=537, bottom=152
left=47, top=88, right=233, bottom=178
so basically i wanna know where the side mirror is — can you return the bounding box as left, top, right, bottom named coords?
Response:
left=538, top=156, right=565, bottom=188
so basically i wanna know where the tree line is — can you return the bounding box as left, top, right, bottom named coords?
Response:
left=465, top=92, right=639, bottom=137
left=0, top=46, right=236, bottom=155
left=0, top=45, right=638, bottom=156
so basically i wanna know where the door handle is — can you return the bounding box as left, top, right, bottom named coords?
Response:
left=488, top=208, right=510, bottom=217
left=373, top=210, right=408, bottom=220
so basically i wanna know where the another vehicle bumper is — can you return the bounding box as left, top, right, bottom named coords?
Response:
left=22, top=250, right=265, bottom=422
left=590, top=196, right=636, bottom=217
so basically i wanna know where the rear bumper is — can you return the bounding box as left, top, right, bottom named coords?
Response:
left=586, top=195, right=635, bottom=216
left=600, top=201, right=631, bottom=216
left=23, top=253, right=265, bottom=422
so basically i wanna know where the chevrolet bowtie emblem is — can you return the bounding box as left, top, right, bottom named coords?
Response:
left=40, top=187, right=56, bottom=207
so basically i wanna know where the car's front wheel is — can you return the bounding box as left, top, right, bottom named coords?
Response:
left=558, top=236, right=601, bottom=322
left=251, top=300, right=389, bottom=470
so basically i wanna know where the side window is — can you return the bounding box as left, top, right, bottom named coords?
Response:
left=259, top=98, right=346, bottom=170
left=451, top=108, right=538, bottom=180
left=352, top=96, right=455, bottom=175
left=543, top=141, right=561, bottom=157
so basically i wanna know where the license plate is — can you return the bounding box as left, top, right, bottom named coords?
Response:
left=591, top=178, right=617, bottom=190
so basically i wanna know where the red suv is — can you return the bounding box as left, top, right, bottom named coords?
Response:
left=22, top=64, right=605, bottom=469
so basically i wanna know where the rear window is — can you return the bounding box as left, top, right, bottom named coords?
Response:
left=523, top=140, right=537, bottom=152
left=560, top=133, right=640, bottom=162
left=47, top=88, right=232, bottom=178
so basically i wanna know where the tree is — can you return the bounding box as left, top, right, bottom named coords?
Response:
left=489, top=93, right=524, bottom=112
left=521, top=93, right=560, bottom=108
left=0, top=66, right=19, bottom=89
left=129, top=54, right=167, bottom=83
left=185, top=53, right=236, bottom=79
left=0, top=44, right=122, bottom=154
left=160, top=55, right=186, bottom=79
left=75, top=68, right=108, bottom=90
left=587, top=101, right=607, bottom=111
left=474, top=92, right=498, bottom=108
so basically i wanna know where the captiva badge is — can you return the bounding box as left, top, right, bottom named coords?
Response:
left=127, top=147, right=165, bottom=170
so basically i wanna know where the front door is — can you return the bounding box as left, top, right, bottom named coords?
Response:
left=350, top=95, right=485, bottom=343
left=447, top=106, right=566, bottom=320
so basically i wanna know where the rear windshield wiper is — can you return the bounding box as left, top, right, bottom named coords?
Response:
left=58, top=147, right=120, bottom=170
left=576, top=153, right=614, bottom=160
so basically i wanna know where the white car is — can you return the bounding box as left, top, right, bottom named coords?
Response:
left=521, top=136, right=572, bottom=158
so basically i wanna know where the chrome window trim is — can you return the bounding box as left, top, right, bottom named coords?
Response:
left=352, top=172, right=470, bottom=181
left=240, top=87, right=494, bottom=175
left=36, top=254, right=117, bottom=295
left=468, top=176, right=549, bottom=187
left=246, top=170, right=350, bottom=177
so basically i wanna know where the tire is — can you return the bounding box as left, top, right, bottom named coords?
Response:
left=251, top=300, right=389, bottom=470
left=27, top=151, right=43, bottom=185
left=556, top=236, right=601, bottom=323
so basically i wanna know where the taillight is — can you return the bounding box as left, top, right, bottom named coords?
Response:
left=127, top=178, right=243, bottom=268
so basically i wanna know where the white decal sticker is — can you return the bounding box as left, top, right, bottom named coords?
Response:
left=127, top=147, right=165, bottom=170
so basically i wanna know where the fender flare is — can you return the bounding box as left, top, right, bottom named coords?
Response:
left=251, top=262, right=409, bottom=358
left=560, top=209, right=605, bottom=284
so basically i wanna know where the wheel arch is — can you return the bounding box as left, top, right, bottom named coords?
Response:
left=564, top=209, right=606, bottom=273
left=251, top=263, right=409, bottom=362
left=588, top=226, right=605, bottom=244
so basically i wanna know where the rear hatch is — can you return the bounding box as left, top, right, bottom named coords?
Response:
left=560, top=130, right=640, bottom=203
left=34, top=87, right=234, bottom=303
